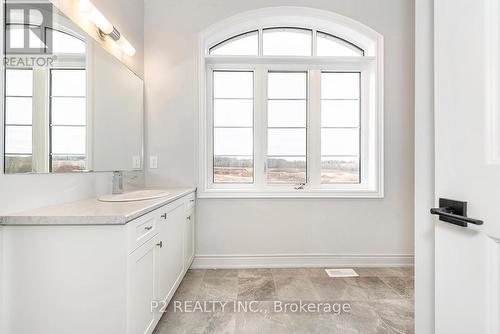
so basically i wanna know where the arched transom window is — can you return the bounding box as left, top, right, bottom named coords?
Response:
left=198, top=7, right=384, bottom=198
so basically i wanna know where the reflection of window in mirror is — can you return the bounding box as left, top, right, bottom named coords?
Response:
left=4, top=11, right=88, bottom=173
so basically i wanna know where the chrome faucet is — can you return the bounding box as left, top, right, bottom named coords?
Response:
left=112, top=171, right=124, bottom=194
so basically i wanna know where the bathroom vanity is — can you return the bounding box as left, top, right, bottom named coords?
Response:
left=0, top=188, right=196, bottom=334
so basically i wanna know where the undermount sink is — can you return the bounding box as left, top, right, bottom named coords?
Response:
left=98, top=189, right=170, bottom=202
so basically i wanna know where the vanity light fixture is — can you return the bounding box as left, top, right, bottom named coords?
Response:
left=79, top=0, right=136, bottom=56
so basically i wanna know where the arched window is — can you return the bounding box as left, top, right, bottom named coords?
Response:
left=198, top=7, right=384, bottom=198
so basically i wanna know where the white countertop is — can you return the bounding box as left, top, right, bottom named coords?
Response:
left=0, top=188, right=196, bottom=226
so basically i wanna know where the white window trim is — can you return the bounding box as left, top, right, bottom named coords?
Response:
left=197, top=7, right=384, bottom=198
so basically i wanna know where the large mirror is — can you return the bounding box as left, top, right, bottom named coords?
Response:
left=2, top=2, right=143, bottom=174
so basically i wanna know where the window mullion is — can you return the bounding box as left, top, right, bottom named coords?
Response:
left=308, top=69, right=321, bottom=187
left=254, top=65, right=266, bottom=188
left=32, top=68, right=50, bottom=173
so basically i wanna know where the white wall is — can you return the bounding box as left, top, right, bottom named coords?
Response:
left=144, top=0, right=415, bottom=266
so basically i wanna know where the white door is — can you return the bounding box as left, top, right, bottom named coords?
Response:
left=127, top=235, right=160, bottom=334
left=434, top=0, right=500, bottom=333
left=157, top=203, right=185, bottom=303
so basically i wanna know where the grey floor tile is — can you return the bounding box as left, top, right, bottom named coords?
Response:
left=271, top=268, right=309, bottom=277
left=237, top=277, right=277, bottom=301
left=311, top=277, right=368, bottom=301
left=171, top=276, right=203, bottom=301
left=370, top=299, right=415, bottom=334
left=380, top=276, right=414, bottom=299
left=274, top=276, right=320, bottom=301
left=199, top=278, right=239, bottom=301
left=354, top=267, right=414, bottom=278
left=154, top=306, right=237, bottom=334
left=204, top=269, right=239, bottom=279
left=184, top=269, right=206, bottom=279
left=153, top=267, right=414, bottom=334
left=348, top=277, right=402, bottom=300
left=238, top=268, right=272, bottom=278
left=336, top=301, right=393, bottom=334
left=305, top=268, right=330, bottom=278
left=233, top=303, right=295, bottom=334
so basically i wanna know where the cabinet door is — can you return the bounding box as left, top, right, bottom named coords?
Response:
left=184, top=208, right=195, bottom=269
left=156, top=203, right=185, bottom=303
left=127, top=235, right=160, bottom=334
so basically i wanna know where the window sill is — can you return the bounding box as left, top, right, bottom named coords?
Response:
left=197, top=188, right=384, bottom=199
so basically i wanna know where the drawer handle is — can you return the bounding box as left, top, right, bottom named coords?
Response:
left=156, top=241, right=163, bottom=248
left=161, top=213, right=167, bottom=219
left=187, top=216, right=191, bottom=220
left=144, top=226, right=153, bottom=231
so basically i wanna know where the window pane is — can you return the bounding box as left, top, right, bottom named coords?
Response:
left=51, top=70, right=86, bottom=96
left=268, top=72, right=306, bottom=99
left=51, top=97, right=86, bottom=125
left=317, top=32, right=363, bottom=57
left=268, top=129, right=306, bottom=156
left=210, top=31, right=258, bottom=56
left=6, top=97, right=32, bottom=125
left=5, top=126, right=32, bottom=154
left=214, top=156, right=253, bottom=183
left=7, top=25, right=24, bottom=48
left=263, top=28, right=312, bottom=56
left=267, top=157, right=306, bottom=184
left=5, top=155, right=33, bottom=174
left=214, top=99, right=253, bottom=127
left=6, top=69, right=33, bottom=96
left=213, top=71, right=253, bottom=98
left=51, top=155, right=86, bottom=173
left=51, top=29, right=86, bottom=54
left=51, top=126, right=86, bottom=154
left=321, top=128, right=359, bottom=156
left=321, top=100, right=360, bottom=128
left=321, top=157, right=360, bottom=183
left=214, top=128, right=253, bottom=156
left=321, top=72, right=360, bottom=99
left=268, top=100, right=306, bottom=127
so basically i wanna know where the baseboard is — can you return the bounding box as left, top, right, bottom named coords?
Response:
left=191, top=253, right=414, bottom=269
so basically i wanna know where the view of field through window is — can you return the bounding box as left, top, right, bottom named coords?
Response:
left=212, top=71, right=361, bottom=184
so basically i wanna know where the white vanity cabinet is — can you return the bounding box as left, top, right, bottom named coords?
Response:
left=0, top=189, right=196, bottom=334
left=127, top=195, right=196, bottom=334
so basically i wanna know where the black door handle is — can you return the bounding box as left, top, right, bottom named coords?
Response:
left=430, top=198, right=484, bottom=227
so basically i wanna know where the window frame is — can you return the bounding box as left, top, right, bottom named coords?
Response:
left=198, top=7, right=384, bottom=198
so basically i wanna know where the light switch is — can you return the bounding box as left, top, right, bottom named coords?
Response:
left=132, top=156, right=141, bottom=169
left=150, top=156, right=158, bottom=169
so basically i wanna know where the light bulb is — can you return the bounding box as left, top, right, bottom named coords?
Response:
left=116, top=36, right=136, bottom=57
left=79, top=0, right=113, bottom=34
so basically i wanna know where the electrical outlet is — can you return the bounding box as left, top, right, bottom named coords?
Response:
left=150, top=156, right=158, bottom=169
left=132, top=156, right=141, bottom=169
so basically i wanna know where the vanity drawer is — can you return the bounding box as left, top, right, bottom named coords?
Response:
left=127, top=211, right=158, bottom=253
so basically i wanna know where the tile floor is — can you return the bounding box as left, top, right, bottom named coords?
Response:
left=153, top=267, right=414, bottom=334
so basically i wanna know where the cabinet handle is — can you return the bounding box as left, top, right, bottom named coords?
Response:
left=144, top=226, right=153, bottom=231
left=190, top=199, right=195, bottom=203
left=161, top=213, right=167, bottom=219
left=187, top=216, right=191, bottom=220
left=156, top=241, right=163, bottom=248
